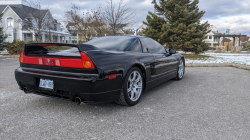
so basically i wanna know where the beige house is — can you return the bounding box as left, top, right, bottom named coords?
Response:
left=204, top=25, right=222, bottom=47
left=0, top=0, right=72, bottom=43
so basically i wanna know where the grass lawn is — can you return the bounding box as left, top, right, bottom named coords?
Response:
left=182, top=54, right=212, bottom=59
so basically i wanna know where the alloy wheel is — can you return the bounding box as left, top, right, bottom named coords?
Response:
left=127, top=71, right=143, bottom=102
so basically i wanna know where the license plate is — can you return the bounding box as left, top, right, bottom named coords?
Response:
left=39, top=79, right=54, bottom=90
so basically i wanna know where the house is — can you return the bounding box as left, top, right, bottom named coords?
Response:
left=204, top=25, right=221, bottom=47
left=240, top=37, right=250, bottom=49
left=121, top=23, right=134, bottom=35
left=136, top=23, right=147, bottom=36
left=66, top=22, right=134, bottom=43
left=0, top=0, right=72, bottom=43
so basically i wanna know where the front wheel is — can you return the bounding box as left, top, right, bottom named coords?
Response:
left=116, top=67, right=144, bottom=106
left=175, top=59, right=185, bottom=80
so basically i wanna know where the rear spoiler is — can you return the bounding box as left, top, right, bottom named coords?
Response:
left=24, top=43, right=99, bottom=53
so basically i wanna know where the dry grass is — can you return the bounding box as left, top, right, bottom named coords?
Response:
left=182, top=54, right=212, bottom=59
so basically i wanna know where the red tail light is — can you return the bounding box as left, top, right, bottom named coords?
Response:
left=81, top=52, right=95, bottom=69
left=109, top=75, right=117, bottom=80
left=20, top=51, right=25, bottom=63
left=19, top=51, right=95, bottom=69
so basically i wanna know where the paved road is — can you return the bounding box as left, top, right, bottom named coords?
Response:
left=1, top=58, right=250, bottom=140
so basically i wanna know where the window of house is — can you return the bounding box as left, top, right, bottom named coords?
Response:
left=26, top=34, right=32, bottom=40
left=6, top=33, right=13, bottom=42
left=7, top=17, right=14, bottom=28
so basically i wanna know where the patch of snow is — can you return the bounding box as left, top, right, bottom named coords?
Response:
left=186, top=54, right=250, bottom=66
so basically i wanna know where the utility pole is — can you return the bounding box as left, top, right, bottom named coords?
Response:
left=151, top=0, right=156, bottom=14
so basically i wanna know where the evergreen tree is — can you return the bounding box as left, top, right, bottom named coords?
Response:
left=0, top=13, right=7, bottom=50
left=246, top=42, right=250, bottom=52
left=143, top=0, right=210, bottom=54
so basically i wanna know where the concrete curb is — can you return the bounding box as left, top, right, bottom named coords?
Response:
left=0, top=55, right=19, bottom=58
left=186, top=63, right=250, bottom=71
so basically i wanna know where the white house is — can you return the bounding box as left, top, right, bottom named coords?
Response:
left=204, top=25, right=222, bottom=47
left=0, top=0, right=72, bottom=43
left=136, top=23, right=147, bottom=36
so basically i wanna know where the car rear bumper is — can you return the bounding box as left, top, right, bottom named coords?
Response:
left=15, top=68, right=122, bottom=103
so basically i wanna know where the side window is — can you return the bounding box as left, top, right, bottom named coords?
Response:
left=141, top=38, right=166, bottom=54
left=125, top=39, right=142, bottom=52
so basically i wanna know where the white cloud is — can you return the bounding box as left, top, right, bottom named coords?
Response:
left=38, top=0, right=250, bottom=35
left=203, top=15, right=250, bottom=35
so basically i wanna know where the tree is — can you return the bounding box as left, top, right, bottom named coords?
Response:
left=0, top=13, right=8, bottom=50
left=143, top=0, right=210, bottom=54
left=104, top=0, right=136, bottom=36
left=65, top=5, right=106, bottom=41
left=246, top=42, right=250, bottom=52
left=29, top=0, right=48, bottom=41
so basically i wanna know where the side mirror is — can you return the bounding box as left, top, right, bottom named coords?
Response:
left=169, top=49, right=176, bottom=55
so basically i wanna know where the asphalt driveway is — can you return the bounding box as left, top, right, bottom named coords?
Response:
left=0, top=58, right=250, bottom=140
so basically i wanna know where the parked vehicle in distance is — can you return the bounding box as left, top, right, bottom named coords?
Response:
left=15, top=36, right=185, bottom=106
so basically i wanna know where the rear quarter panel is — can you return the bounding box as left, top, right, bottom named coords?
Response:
left=86, top=50, right=154, bottom=90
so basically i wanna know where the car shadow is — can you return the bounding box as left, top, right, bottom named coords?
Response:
left=27, top=77, right=188, bottom=116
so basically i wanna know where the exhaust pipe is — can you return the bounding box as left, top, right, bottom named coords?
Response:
left=23, top=86, right=33, bottom=94
left=23, top=87, right=29, bottom=94
left=75, top=97, right=82, bottom=105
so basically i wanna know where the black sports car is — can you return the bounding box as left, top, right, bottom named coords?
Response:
left=15, top=36, right=185, bottom=106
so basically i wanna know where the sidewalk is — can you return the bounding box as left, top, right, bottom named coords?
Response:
left=0, top=49, right=19, bottom=58
left=186, top=63, right=250, bottom=71
left=0, top=55, right=19, bottom=58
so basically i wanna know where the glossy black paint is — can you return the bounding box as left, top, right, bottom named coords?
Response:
left=15, top=36, right=185, bottom=103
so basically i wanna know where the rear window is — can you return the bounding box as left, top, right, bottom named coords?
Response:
left=84, top=37, right=142, bottom=52
left=26, top=45, right=80, bottom=58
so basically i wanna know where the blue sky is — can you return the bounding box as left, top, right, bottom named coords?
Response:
left=41, top=0, right=250, bottom=35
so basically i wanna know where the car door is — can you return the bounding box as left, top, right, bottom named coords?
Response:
left=140, top=38, right=178, bottom=82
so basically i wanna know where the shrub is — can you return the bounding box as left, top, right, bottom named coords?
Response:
left=6, top=40, right=36, bottom=55
left=215, top=46, right=225, bottom=53
left=78, top=38, right=86, bottom=44
left=209, top=47, right=216, bottom=50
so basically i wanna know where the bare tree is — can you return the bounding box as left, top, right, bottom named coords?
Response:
left=26, top=0, right=52, bottom=42
left=65, top=5, right=106, bottom=41
left=104, top=0, right=136, bottom=36
left=91, top=8, right=107, bottom=37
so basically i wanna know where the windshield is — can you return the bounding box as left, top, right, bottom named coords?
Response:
left=84, top=36, right=137, bottom=51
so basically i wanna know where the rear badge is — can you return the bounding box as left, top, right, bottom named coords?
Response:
left=46, top=59, right=50, bottom=65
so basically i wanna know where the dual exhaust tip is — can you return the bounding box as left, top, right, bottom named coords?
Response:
left=23, top=86, right=83, bottom=105
left=75, top=97, right=83, bottom=105
left=23, top=86, right=32, bottom=94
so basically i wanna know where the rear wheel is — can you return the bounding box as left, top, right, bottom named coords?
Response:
left=175, top=59, right=185, bottom=80
left=116, top=67, right=144, bottom=106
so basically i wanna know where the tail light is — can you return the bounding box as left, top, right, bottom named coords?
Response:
left=81, top=52, right=95, bottom=69
left=20, top=51, right=25, bottom=63
left=19, top=51, right=95, bottom=69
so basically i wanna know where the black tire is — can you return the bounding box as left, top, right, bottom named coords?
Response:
left=175, top=58, right=185, bottom=80
left=116, top=67, right=144, bottom=106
